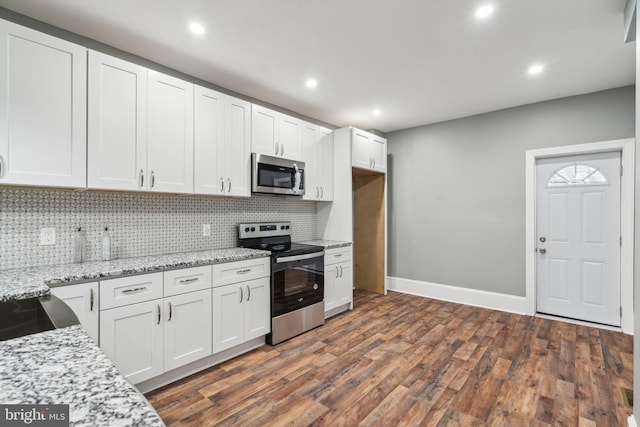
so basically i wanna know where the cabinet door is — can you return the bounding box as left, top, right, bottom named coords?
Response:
left=100, top=300, right=164, bottom=384
left=371, top=135, right=387, bottom=172
left=302, top=122, right=319, bottom=201
left=88, top=51, right=147, bottom=191
left=335, top=262, right=353, bottom=306
left=243, top=277, right=270, bottom=341
left=351, top=128, right=372, bottom=170
left=164, top=289, right=212, bottom=371
left=0, top=19, right=86, bottom=188
left=212, top=284, right=244, bottom=353
left=194, top=85, right=225, bottom=195
left=225, top=96, right=251, bottom=197
left=317, top=127, right=334, bottom=201
left=50, top=282, right=99, bottom=344
left=278, top=114, right=303, bottom=161
left=251, top=104, right=278, bottom=156
left=324, top=265, right=338, bottom=312
left=148, top=70, right=194, bottom=193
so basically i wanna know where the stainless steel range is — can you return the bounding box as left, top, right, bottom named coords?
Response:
left=238, top=221, right=324, bottom=345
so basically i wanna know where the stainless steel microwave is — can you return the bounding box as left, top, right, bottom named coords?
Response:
left=252, top=153, right=305, bottom=196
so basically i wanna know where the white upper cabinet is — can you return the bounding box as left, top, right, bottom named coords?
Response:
left=0, top=19, right=87, bottom=188
left=251, top=104, right=303, bottom=161
left=194, top=87, right=250, bottom=197
left=302, top=122, right=333, bottom=201
left=147, top=70, right=194, bottom=193
left=88, top=51, right=147, bottom=191
left=351, top=128, right=386, bottom=173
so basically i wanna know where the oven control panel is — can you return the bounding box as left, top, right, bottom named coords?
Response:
left=238, top=221, right=291, bottom=239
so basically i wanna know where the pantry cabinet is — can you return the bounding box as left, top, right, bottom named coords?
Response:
left=0, top=19, right=87, bottom=188
left=50, top=282, right=99, bottom=344
left=88, top=51, right=147, bottom=191
left=352, top=128, right=386, bottom=173
left=194, top=86, right=251, bottom=197
left=323, top=246, right=353, bottom=316
left=302, top=123, right=333, bottom=201
left=251, top=104, right=303, bottom=161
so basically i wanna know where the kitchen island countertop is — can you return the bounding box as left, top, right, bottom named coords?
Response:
left=0, top=247, right=270, bottom=303
left=0, top=325, right=164, bottom=426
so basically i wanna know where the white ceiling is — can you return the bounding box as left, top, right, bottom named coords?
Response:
left=0, top=0, right=634, bottom=133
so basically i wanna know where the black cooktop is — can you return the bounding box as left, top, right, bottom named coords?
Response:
left=252, top=242, right=323, bottom=257
left=238, top=221, right=324, bottom=258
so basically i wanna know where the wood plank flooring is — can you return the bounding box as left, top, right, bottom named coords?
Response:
left=146, top=290, right=633, bottom=426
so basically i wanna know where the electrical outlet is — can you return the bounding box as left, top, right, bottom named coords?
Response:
left=202, top=224, right=211, bottom=237
left=40, top=228, right=56, bottom=245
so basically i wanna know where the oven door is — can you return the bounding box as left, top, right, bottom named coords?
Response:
left=252, top=153, right=305, bottom=196
left=272, top=252, right=324, bottom=317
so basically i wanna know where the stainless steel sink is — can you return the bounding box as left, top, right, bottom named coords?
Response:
left=0, top=294, right=79, bottom=341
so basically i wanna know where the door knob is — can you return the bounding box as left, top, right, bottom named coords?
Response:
left=539, top=237, right=546, bottom=243
left=539, top=248, right=547, bottom=254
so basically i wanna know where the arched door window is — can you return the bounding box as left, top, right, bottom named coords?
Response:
left=546, top=163, right=608, bottom=187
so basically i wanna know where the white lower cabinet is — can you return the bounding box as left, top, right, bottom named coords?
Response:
left=50, top=282, right=99, bottom=344
left=324, top=247, right=353, bottom=316
left=99, top=267, right=213, bottom=384
left=100, top=298, right=164, bottom=384
left=213, top=276, right=270, bottom=353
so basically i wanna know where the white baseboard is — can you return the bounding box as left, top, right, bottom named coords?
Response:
left=628, top=414, right=637, bottom=427
left=387, top=276, right=528, bottom=315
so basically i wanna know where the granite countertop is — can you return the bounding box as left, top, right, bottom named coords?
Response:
left=0, top=247, right=270, bottom=303
left=299, top=239, right=352, bottom=249
left=0, top=325, right=164, bottom=427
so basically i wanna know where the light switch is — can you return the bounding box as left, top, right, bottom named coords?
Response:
left=40, top=228, right=56, bottom=245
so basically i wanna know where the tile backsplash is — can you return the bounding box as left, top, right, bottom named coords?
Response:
left=0, top=188, right=317, bottom=270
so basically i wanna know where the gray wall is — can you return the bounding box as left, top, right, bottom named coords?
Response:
left=387, top=86, right=635, bottom=296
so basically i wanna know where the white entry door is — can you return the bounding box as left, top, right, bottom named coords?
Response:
left=536, top=151, right=621, bottom=326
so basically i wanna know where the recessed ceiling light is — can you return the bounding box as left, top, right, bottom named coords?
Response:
left=528, top=64, right=545, bottom=75
left=475, top=4, right=494, bottom=19
left=306, top=78, right=318, bottom=89
left=372, top=109, right=381, bottom=116
left=189, top=22, right=205, bottom=36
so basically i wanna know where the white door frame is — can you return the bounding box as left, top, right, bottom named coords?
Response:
left=525, top=138, right=635, bottom=334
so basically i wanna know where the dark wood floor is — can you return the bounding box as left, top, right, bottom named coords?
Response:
left=146, top=290, right=633, bottom=426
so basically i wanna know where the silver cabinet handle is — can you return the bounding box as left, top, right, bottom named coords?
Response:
left=320, top=187, right=324, bottom=199
left=281, top=143, right=284, bottom=156
left=373, top=158, right=376, bottom=169
left=539, top=248, right=547, bottom=254
left=122, top=286, right=147, bottom=294
left=156, top=304, right=161, bottom=324
left=335, top=266, right=339, bottom=278
left=168, top=302, right=173, bottom=321
left=334, top=253, right=343, bottom=258
left=220, top=177, right=224, bottom=193
left=316, top=187, right=320, bottom=198
left=89, top=288, right=95, bottom=312
left=340, top=265, right=343, bottom=278
left=237, top=268, right=251, bottom=274
left=138, top=169, right=144, bottom=188
left=179, top=277, right=199, bottom=284
left=0, top=155, right=4, bottom=178
left=150, top=170, right=155, bottom=188
left=275, top=143, right=279, bottom=156
left=227, top=178, right=231, bottom=193
left=239, top=287, right=243, bottom=303
left=246, top=285, right=251, bottom=301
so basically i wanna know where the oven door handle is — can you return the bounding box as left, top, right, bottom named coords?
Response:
left=275, top=251, right=325, bottom=263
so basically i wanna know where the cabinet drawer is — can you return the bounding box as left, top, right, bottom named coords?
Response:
left=164, top=265, right=212, bottom=297
left=325, top=247, right=352, bottom=265
left=100, top=272, right=163, bottom=310
left=213, top=257, right=270, bottom=287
